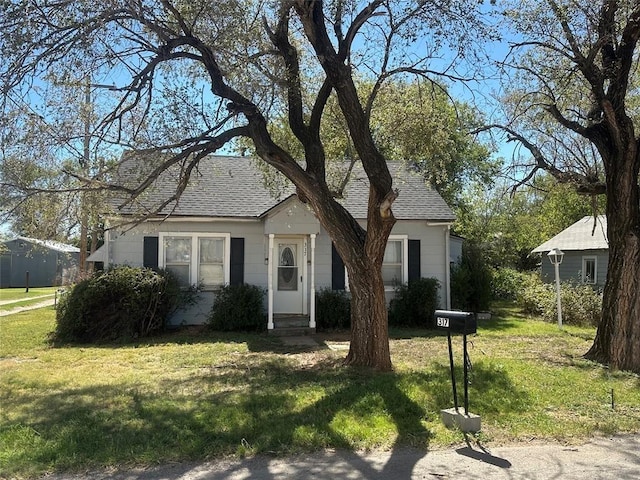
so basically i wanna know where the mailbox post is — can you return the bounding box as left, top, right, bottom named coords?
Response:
left=434, top=309, right=481, bottom=433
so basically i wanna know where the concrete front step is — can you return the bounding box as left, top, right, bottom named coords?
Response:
left=273, top=315, right=310, bottom=329
left=269, top=326, right=316, bottom=337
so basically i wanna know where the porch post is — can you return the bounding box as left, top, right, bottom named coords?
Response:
left=445, top=225, right=451, bottom=309
left=310, top=233, right=316, bottom=329
left=268, top=234, right=274, bottom=330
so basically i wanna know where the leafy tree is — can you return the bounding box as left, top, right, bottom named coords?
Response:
left=1, top=80, right=113, bottom=266
left=456, top=175, right=603, bottom=270
left=486, top=0, right=640, bottom=372
left=0, top=0, right=494, bottom=370
left=261, top=79, right=498, bottom=207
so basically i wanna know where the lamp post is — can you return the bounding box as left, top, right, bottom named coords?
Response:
left=547, top=248, right=564, bottom=329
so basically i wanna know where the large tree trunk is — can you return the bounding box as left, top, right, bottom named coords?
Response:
left=341, top=185, right=395, bottom=371
left=585, top=145, right=640, bottom=373
left=344, top=259, right=392, bottom=370
left=309, top=185, right=396, bottom=371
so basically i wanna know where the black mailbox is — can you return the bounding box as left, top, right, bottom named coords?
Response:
left=434, top=310, right=477, bottom=334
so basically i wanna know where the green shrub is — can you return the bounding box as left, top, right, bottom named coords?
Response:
left=517, top=275, right=602, bottom=326
left=450, top=241, right=492, bottom=312
left=491, top=267, right=535, bottom=301
left=315, top=288, right=351, bottom=331
left=54, top=266, right=185, bottom=343
left=388, top=277, right=440, bottom=328
left=207, top=284, right=266, bottom=332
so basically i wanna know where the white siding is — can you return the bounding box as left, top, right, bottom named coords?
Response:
left=264, top=198, right=320, bottom=235
left=107, top=216, right=451, bottom=324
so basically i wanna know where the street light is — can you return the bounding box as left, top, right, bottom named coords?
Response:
left=547, top=247, right=564, bottom=328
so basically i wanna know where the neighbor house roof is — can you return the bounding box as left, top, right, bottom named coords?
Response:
left=531, top=215, right=608, bottom=253
left=113, top=155, right=455, bottom=222
left=5, top=236, right=80, bottom=253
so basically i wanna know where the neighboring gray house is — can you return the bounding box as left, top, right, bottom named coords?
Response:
left=0, top=236, right=80, bottom=288
left=532, top=215, right=608, bottom=287
left=94, top=156, right=457, bottom=331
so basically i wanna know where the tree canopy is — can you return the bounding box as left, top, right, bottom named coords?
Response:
left=1, top=0, right=496, bottom=370
left=489, top=0, right=640, bottom=372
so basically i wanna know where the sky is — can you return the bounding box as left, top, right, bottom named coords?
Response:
left=1, top=2, right=519, bottom=241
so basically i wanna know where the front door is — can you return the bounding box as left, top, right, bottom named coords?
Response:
left=273, top=239, right=304, bottom=314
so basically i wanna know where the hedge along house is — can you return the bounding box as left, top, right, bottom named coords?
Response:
left=531, top=215, right=609, bottom=287
left=94, top=155, right=456, bottom=331
left=0, top=236, right=80, bottom=288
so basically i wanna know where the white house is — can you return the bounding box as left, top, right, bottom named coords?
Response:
left=92, top=156, right=457, bottom=331
left=532, top=215, right=608, bottom=287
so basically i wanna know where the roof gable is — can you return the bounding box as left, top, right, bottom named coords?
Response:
left=531, top=215, right=608, bottom=253
left=114, top=155, right=455, bottom=222
left=3, top=236, right=80, bottom=253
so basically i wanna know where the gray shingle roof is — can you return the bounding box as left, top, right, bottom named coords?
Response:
left=531, top=215, right=608, bottom=253
left=114, top=155, right=455, bottom=221
left=340, top=162, right=455, bottom=221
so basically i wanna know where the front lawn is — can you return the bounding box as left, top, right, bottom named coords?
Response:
left=0, top=287, right=59, bottom=302
left=1, top=306, right=639, bottom=479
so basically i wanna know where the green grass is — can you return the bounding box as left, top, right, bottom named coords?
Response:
left=1, top=306, right=639, bottom=479
left=0, top=287, right=60, bottom=302
left=0, top=287, right=60, bottom=313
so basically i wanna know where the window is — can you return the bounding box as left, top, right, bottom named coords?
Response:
left=382, top=240, right=403, bottom=287
left=582, top=256, right=597, bottom=284
left=160, top=233, right=230, bottom=289
left=345, top=235, right=408, bottom=290
left=199, top=237, right=225, bottom=288
left=278, top=243, right=298, bottom=291
left=163, top=236, right=191, bottom=286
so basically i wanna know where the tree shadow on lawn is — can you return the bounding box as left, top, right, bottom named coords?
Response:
left=2, top=354, right=531, bottom=478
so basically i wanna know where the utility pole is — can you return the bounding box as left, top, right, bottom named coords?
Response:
left=78, top=79, right=91, bottom=276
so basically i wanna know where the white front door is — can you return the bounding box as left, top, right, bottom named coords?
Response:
left=273, top=239, right=305, bottom=314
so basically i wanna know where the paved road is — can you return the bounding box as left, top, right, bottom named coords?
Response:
left=42, top=434, right=640, bottom=479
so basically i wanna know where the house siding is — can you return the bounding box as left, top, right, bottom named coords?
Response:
left=540, top=249, right=609, bottom=287
left=1, top=239, right=79, bottom=288
left=107, top=220, right=270, bottom=326
left=106, top=217, right=451, bottom=324
left=313, top=221, right=450, bottom=305
left=264, top=198, right=321, bottom=235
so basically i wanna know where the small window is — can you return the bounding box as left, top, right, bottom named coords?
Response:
left=199, top=237, right=225, bottom=288
left=382, top=240, right=403, bottom=287
left=344, top=236, right=408, bottom=291
left=164, top=236, right=191, bottom=286
left=582, top=256, right=597, bottom=284
left=277, top=244, right=298, bottom=291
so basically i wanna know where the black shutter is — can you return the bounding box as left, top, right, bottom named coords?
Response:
left=331, top=243, right=345, bottom=290
left=230, top=237, right=245, bottom=286
left=408, top=239, right=421, bottom=281
left=143, top=236, right=159, bottom=270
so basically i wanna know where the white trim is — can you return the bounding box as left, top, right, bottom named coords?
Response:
left=302, top=238, right=308, bottom=315
left=310, top=234, right=316, bottom=329
left=106, top=215, right=258, bottom=225
left=268, top=234, right=274, bottom=330
left=345, top=235, right=409, bottom=291
left=158, top=232, right=231, bottom=288
left=581, top=255, right=598, bottom=284
left=270, top=236, right=307, bottom=315
left=153, top=217, right=258, bottom=223
left=385, top=235, right=408, bottom=291
left=104, top=229, right=111, bottom=268
left=445, top=225, right=451, bottom=309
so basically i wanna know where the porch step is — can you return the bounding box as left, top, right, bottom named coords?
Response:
left=270, top=326, right=316, bottom=337
left=271, top=315, right=315, bottom=336
left=273, top=315, right=310, bottom=329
